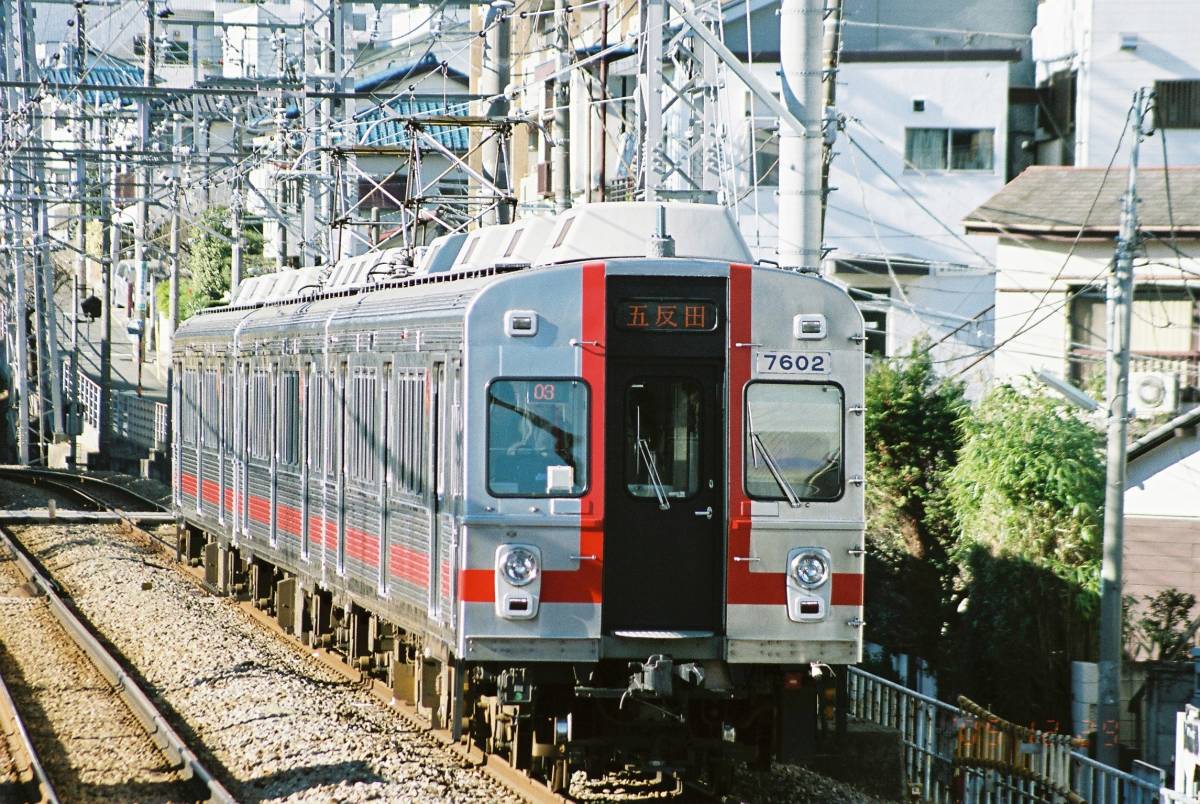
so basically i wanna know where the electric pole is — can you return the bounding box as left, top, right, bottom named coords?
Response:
left=819, top=0, right=842, bottom=236
left=480, top=0, right=511, bottom=225
left=169, top=115, right=182, bottom=339
left=135, top=0, right=156, bottom=397
left=552, top=0, right=571, bottom=212
left=1097, top=86, right=1149, bottom=770
left=231, top=104, right=244, bottom=294
left=778, top=0, right=823, bottom=270
left=69, top=0, right=89, bottom=469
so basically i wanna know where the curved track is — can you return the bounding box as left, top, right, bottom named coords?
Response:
left=0, top=469, right=232, bottom=803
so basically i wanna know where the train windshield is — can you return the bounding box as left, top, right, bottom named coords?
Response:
left=745, top=383, right=843, bottom=502
left=487, top=379, right=588, bottom=497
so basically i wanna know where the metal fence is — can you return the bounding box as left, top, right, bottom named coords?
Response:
left=846, top=667, right=1194, bottom=804
left=62, top=363, right=169, bottom=453
left=111, top=392, right=169, bottom=453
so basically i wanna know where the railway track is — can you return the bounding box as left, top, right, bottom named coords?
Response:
left=0, top=470, right=880, bottom=803
left=0, top=524, right=231, bottom=803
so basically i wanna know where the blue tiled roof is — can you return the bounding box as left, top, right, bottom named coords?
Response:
left=355, top=97, right=472, bottom=151
left=42, top=61, right=143, bottom=108
left=355, top=52, right=468, bottom=94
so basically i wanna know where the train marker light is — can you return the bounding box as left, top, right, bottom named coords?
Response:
left=504, top=310, right=539, bottom=337
left=793, top=314, right=827, bottom=340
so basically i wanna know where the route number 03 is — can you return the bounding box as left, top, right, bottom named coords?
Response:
left=755, top=351, right=831, bottom=375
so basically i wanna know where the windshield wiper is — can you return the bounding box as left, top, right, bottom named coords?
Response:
left=635, top=437, right=671, bottom=510
left=747, top=407, right=803, bottom=508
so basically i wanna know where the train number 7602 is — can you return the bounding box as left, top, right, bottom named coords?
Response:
left=755, top=351, right=831, bottom=375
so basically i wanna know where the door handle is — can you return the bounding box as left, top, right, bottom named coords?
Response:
left=694, top=506, right=713, bottom=520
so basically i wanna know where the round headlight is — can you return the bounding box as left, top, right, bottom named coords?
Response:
left=790, top=552, right=829, bottom=589
left=502, top=547, right=539, bottom=587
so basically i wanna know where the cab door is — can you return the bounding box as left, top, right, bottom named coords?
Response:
left=600, top=274, right=727, bottom=635
left=603, top=362, right=724, bottom=633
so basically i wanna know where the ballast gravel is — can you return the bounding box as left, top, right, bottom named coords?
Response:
left=10, top=523, right=520, bottom=803
left=0, top=543, right=187, bottom=803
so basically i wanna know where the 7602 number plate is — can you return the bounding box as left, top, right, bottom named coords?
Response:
left=755, top=351, right=831, bottom=375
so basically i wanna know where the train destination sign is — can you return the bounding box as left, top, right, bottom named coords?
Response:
left=616, top=299, right=719, bottom=332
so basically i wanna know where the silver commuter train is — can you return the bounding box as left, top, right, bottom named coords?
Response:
left=172, top=202, right=865, bottom=786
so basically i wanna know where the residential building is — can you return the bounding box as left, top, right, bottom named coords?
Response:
left=964, top=165, right=1200, bottom=416
left=1032, top=0, right=1200, bottom=167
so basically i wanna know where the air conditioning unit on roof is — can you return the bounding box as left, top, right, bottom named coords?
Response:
left=1129, top=371, right=1179, bottom=418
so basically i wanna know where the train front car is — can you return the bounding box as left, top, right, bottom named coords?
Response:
left=459, top=204, right=865, bottom=786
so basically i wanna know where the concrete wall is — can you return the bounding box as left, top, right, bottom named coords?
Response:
left=1034, top=0, right=1200, bottom=168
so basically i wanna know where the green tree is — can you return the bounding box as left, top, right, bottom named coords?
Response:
left=942, top=381, right=1105, bottom=725
left=863, top=342, right=966, bottom=662
left=188, top=205, right=232, bottom=309
left=947, top=382, right=1104, bottom=593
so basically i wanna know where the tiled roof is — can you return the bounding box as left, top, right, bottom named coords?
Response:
left=964, top=166, right=1200, bottom=236
left=355, top=96, right=472, bottom=151
left=42, top=59, right=143, bottom=108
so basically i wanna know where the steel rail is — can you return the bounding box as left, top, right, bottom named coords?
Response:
left=0, top=467, right=165, bottom=512
left=0, top=524, right=234, bottom=803
left=0, top=660, right=60, bottom=804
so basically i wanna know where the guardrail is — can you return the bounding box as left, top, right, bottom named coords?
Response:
left=846, top=666, right=1193, bottom=804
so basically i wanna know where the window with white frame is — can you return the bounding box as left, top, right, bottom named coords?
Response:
left=904, top=128, right=994, bottom=171
left=249, top=369, right=273, bottom=461
left=279, top=370, right=300, bottom=467
left=348, top=368, right=378, bottom=485
left=389, top=368, right=427, bottom=496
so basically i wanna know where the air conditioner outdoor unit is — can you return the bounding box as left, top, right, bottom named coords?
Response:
left=1129, top=372, right=1180, bottom=418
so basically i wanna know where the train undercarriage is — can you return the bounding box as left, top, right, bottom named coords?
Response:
left=181, top=526, right=847, bottom=794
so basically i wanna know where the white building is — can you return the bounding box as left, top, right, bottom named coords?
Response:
left=1032, top=0, right=1200, bottom=167
left=964, top=165, right=1200, bottom=415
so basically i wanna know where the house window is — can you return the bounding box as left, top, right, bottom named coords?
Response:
left=1069, top=288, right=1200, bottom=389
left=905, top=128, right=994, bottom=171
left=1154, top=80, right=1200, bottom=129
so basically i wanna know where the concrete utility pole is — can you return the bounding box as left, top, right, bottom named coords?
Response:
left=597, top=0, right=609, bottom=201
left=231, top=105, right=244, bottom=295
left=69, top=0, right=88, bottom=469
left=169, top=115, right=182, bottom=339
left=101, top=155, right=119, bottom=459
left=778, top=0, right=824, bottom=270
left=1097, top=86, right=1150, bottom=770
left=16, top=0, right=66, bottom=455
left=480, top=0, right=511, bottom=225
left=640, top=0, right=664, bottom=202
left=134, top=0, right=156, bottom=397
left=552, top=0, right=572, bottom=212
left=1, top=0, right=30, bottom=464
left=819, top=0, right=842, bottom=235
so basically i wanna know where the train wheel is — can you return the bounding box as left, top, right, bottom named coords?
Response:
left=512, top=716, right=532, bottom=771
left=549, top=758, right=571, bottom=795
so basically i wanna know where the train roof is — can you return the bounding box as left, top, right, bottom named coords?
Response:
left=188, top=202, right=756, bottom=319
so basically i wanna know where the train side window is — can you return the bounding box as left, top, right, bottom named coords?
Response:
left=181, top=369, right=198, bottom=445
left=249, top=369, right=272, bottom=461
left=744, top=382, right=844, bottom=502
left=307, top=368, right=323, bottom=469
left=202, top=369, right=218, bottom=448
left=390, top=369, right=427, bottom=496
left=349, top=368, right=378, bottom=485
left=487, top=379, right=587, bottom=497
left=279, top=370, right=300, bottom=467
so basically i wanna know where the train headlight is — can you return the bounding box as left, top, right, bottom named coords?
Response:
left=790, top=551, right=829, bottom=590
left=501, top=546, right=540, bottom=587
